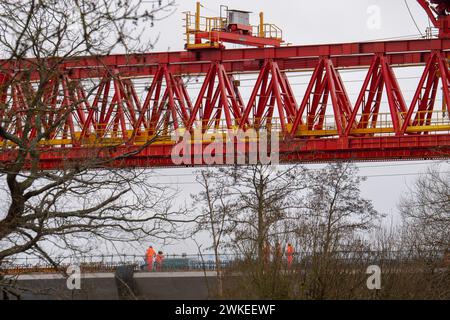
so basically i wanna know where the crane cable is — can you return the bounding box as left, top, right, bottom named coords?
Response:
left=404, top=0, right=424, bottom=37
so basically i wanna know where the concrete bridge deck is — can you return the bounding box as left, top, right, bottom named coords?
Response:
left=3, top=271, right=219, bottom=300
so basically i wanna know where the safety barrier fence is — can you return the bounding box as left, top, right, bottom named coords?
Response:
left=1, top=250, right=448, bottom=275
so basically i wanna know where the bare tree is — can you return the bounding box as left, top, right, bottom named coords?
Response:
left=0, top=0, right=184, bottom=293
left=190, top=163, right=448, bottom=300
left=296, top=162, right=381, bottom=299
left=301, top=163, right=380, bottom=256
left=191, top=169, right=235, bottom=298
left=191, top=165, right=308, bottom=299
left=216, top=165, right=308, bottom=263
left=399, top=164, right=450, bottom=251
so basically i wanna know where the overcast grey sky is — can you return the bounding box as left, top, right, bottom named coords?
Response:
left=150, top=0, right=431, bottom=52
left=135, top=0, right=449, bottom=255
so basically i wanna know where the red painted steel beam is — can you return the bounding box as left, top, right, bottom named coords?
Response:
left=418, top=0, right=440, bottom=27
left=240, top=59, right=298, bottom=133
left=292, top=57, right=353, bottom=136
left=1, top=39, right=450, bottom=79
left=1, top=134, right=449, bottom=170
left=401, top=51, right=450, bottom=133
left=417, top=0, right=450, bottom=37
left=60, top=52, right=438, bottom=81
left=186, top=62, right=246, bottom=132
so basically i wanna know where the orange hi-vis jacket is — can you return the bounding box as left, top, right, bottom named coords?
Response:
left=156, top=254, right=164, bottom=264
left=146, top=247, right=156, bottom=261
left=287, top=245, right=294, bottom=256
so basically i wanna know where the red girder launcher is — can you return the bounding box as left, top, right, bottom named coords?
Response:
left=184, top=2, right=283, bottom=50
left=0, top=1, right=450, bottom=170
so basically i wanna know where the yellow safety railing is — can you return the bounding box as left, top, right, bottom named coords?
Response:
left=252, top=24, right=283, bottom=40
left=183, top=7, right=283, bottom=49
left=403, top=110, right=450, bottom=133
left=1, top=111, right=449, bottom=149
left=290, top=110, right=450, bottom=136
left=183, top=12, right=226, bottom=49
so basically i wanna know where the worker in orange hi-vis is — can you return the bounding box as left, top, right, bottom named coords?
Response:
left=145, top=246, right=156, bottom=271
left=155, top=251, right=164, bottom=272
left=286, top=243, right=294, bottom=269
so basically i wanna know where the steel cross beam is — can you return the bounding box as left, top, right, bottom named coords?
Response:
left=1, top=39, right=450, bottom=80
left=344, top=55, right=409, bottom=137
left=401, top=50, right=450, bottom=133
left=1, top=134, right=449, bottom=170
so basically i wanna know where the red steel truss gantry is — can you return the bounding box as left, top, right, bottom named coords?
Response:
left=0, top=38, right=450, bottom=169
